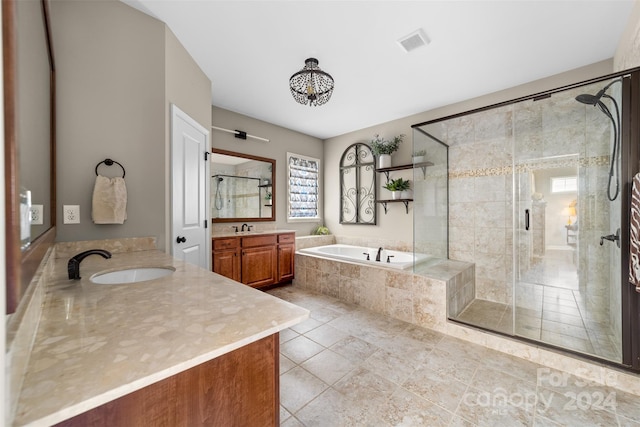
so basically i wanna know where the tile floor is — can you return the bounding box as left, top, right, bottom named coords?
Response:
left=455, top=246, right=621, bottom=363
left=268, top=286, right=640, bottom=427
left=455, top=283, right=621, bottom=363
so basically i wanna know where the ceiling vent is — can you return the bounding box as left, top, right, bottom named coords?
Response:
left=397, top=29, right=430, bottom=53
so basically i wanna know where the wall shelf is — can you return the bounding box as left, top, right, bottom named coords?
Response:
left=374, top=162, right=433, bottom=214
left=376, top=199, right=413, bottom=214
left=376, top=161, right=434, bottom=181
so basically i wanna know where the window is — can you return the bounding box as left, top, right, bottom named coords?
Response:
left=551, top=176, right=577, bottom=193
left=287, top=152, right=321, bottom=222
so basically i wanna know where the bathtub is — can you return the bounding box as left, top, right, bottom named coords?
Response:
left=297, top=244, right=430, bottom=270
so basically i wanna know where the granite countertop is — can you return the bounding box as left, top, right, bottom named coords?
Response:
left=211, top=229, right=297, bottom=238
left=13, top=249, right=309, bottom=426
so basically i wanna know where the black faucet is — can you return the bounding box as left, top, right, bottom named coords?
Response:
left=241, top=223, right=249, bottom=232
left=68, top=249, right=112, bottom=280
left=375, top=247, right=383, bottom=262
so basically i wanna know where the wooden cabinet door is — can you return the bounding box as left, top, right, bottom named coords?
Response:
left=277, top=244, right=295, bottom=283
left=213, top=249, right=240, bottom=282
left=241, top=245, right=277, bottom=288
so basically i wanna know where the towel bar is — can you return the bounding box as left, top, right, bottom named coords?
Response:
left=95, top=158, right=125, bottom=178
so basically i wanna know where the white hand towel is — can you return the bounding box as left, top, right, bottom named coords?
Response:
left=92, top=175, right=127, bottom=224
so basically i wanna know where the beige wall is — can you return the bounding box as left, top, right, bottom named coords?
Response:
left=52, top=0, right=210, bottom=251
left=615, top=0, right=640, bottom=71
left=323, top=60, right=613, bottom=245
left=211, top=106, right=323, bottom=235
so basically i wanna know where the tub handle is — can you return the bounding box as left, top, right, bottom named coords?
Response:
left=387, top=255, right=394, bottom=263
left=363, top=252, right=370, bottom=260
left=525, top=209, right=530, bottom=231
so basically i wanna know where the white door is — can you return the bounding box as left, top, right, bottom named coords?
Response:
left=171, top=104, right=209, bottom=269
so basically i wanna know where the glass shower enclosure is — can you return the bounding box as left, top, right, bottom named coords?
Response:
left=413, top=71, right=640, bottom=368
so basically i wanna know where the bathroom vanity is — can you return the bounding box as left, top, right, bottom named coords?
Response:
left=9, top=241, right=308, bottom=426
left=212, top=231, right=295, bottom=288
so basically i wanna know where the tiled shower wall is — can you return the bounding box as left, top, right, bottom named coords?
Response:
left=435, top=83, right=614, bottom=313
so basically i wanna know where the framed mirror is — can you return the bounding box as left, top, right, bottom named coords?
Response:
left=4, top=0, right=56, bottom=313
left=211, top=148, right=275, bottom=223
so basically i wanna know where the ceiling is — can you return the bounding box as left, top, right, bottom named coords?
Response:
left=123, top=1, right=634, bottom=140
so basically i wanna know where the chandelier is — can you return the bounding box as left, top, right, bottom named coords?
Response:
left=289, top=58, right=334, bottom=107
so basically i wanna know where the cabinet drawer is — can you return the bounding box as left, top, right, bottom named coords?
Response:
left=278, top=233, right=295, bottom=244
left=242, top=235, right=277, bottom=248
left=213, top=238, right=239, bottom=250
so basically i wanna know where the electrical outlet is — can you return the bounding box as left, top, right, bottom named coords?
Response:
left=63, top=205, right=80, bottom=224
left=30, top=204, right=44, bottom=225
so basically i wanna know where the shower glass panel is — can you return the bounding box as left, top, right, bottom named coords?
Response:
left=412, top=127, right=449, bottom=269
left=437, top=76, right=623, bottom=363
left=514, top=78, right=622, bottom=362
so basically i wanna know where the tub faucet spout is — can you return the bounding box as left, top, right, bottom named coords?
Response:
left=241, top=223, right=249, bottom=232
left=68, top=249, right=112, bottom=280
left=376, top=247, right=383, bottom=262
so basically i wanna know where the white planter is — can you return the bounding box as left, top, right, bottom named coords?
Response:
left=378, top=154, right=391, bottom=169
left=412, top=156, right=425, bottom=164
left=390, top=191, right=401, bottom=200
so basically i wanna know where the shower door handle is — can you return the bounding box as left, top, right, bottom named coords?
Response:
left=525, top=209, right=530, bottom=231
left=600, top=229, right=620, bottom=248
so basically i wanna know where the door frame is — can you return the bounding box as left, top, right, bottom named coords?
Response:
left=621, top=71, right=640, bottom=370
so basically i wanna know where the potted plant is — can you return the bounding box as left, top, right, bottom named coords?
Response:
left=383, top=177, right=411, bottom=200
left=311, top=225, right=330, bottom=235
left=412, top=149, right=426, bottom=164
left=371, top=134, right=405, bottom=169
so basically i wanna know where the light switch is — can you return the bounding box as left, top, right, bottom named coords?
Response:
left=30, top=204, right=43, bottom=225
left=63, top=205, right=80, bottom=224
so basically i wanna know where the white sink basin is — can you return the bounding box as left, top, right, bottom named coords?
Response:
left=90, top=267, right=175, bottom=284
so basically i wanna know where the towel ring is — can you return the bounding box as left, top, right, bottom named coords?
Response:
left=95, top=158, right=126, bottom=178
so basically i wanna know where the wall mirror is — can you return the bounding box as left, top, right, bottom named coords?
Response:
left=211, top=148, right=275, bottom=223
left=4, top=0, right=56, bottom=313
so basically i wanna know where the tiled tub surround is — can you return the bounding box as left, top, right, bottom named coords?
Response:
left=294, top=251, right=473, bottom=332
left=6, top=238, right=309, bottom=426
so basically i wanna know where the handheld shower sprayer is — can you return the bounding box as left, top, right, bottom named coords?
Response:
left=575, top=78, right=622, bottom=201
left=214, top=176, right=224, bottom=210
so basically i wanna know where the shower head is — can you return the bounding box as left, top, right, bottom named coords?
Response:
left=575, top=93, right=601, bottom=106
left=217, top=177, right=223, bottom=182
left=575, top=78, right=622, bottom=106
